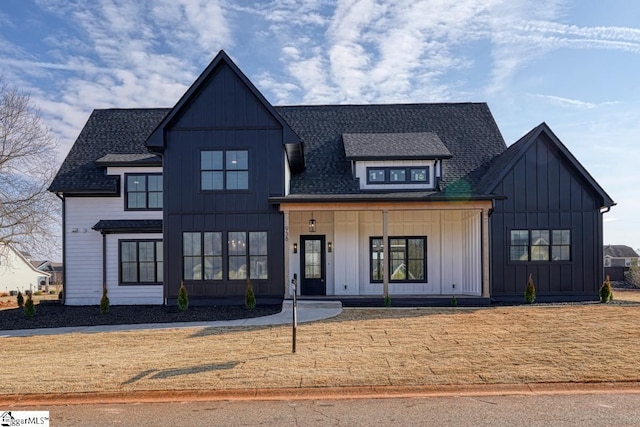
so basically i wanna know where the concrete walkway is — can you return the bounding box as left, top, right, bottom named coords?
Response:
left=0, top=300, right=343, bottom=338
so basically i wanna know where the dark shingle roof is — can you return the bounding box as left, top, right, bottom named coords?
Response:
left=52, top=103, right=507, bottom=198
left=604, top=245, right=639, bottom=258
left=95, top=153, right=162, bottom=166
left=49, top=109, right=169, bottom=194
left=275, top=103, right=506, bottom=195
left=342, top=132, right=452, bottom=160
left=92, top=219, right=162, bottom=234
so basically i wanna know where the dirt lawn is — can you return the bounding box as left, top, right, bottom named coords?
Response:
left=1, top=299, right=640, bottom=396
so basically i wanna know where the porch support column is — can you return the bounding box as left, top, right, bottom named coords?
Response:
left=481, top=208, right=490, bottom=298
left=382, top=209, right=389, bottom=298
left=284, top=210, right=291, bottom=299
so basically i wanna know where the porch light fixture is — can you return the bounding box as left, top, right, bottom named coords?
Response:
left=328, top=242, right=332, bottom=253
left=309, top=212, right=316, bottom=232
left=293, top=243, right=298, bottom=253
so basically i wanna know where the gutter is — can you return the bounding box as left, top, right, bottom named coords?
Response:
left=54, top=192, right=66, bottom=306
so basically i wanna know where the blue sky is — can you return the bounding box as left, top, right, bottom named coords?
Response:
left=1, top=0, right=639, bottom=254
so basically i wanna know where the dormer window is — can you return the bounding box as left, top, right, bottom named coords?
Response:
left=365, top=166, right=431, bottom=185
left=342, top=132, right=451, bottom=191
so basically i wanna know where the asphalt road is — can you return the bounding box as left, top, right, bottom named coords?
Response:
left=16, top=392, right=640, bottom=426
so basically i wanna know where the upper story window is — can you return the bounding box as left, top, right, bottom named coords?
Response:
left=510, top=229, right=571, bottom=262
left=201, top=150, right=249, bottom=190
left=125, top=174, right=162, bottom=210
left=366, top=166, right=430, bottom=185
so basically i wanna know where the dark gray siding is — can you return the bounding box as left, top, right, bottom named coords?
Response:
left=490, top=133, right=604, bottom=301
left=163, top=62, right=285, bottom=303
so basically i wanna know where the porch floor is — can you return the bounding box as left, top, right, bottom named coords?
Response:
left=290, top=295, right=491, bottom=307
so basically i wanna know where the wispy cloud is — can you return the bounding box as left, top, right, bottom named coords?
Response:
left=4, top=0, right=640, bottom=160
left=532, top=94, right=600, bottom=109
left=10, top=0, right=233, bottom=156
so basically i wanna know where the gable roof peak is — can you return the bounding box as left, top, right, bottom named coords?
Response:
left=479, top=122, right=615, bottom=208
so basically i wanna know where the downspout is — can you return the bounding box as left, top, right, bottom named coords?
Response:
left=102, top=231, right=107, bottom=296
left=55, top=192, right=66, bottom=305
left=599, top=205, right=613, bottom=284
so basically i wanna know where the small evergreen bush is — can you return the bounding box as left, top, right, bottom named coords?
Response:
left=525, top=273, right=536, bottom=304
left=600, top=275, right=614, bottom=303
left=58, top=290, right=64, bottom=300
left=100, top=286, right=110, bottom=314
left=17, top=291, right=24, bottom=307
left=451, top=295, right=458, bottom=307
left=384, top=294, right=391, bottom=307
left=177, top=281, right=189, bottom=311
left=24, top=293, right=35, bottom=317
left=245, top=279, right=256, bottom=310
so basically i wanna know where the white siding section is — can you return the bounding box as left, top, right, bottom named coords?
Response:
left=355, top=160, right=435, bottom=191
left=64, top=166, right=163, bottom=305
left=334, top=211, right=359, bottom=295
left=287, top=208, right=483, bottom=297
left=105, top=233, right=163, bottom=305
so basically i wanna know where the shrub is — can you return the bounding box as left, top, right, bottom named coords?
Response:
left=34, top=291, right=43, bottom=296
left=58, top=290, right=64, bottom=300
left=177, top=281, right=189, bottom=311
left=100, top=286, right=110, bottom=314
left=49, top=290, right=57, bottom=295
left=625, top=260, right=640, bottom=288
left=525, top=273, right=536, bottom=304
left=17, top=291, right=24, bottom=307
left=24, top=293, right=35, bottom=317
left=245, top=279, right=256, bottom=310
left=600, top=275, right=614, bottom=303
left=384, top=294, right=391, bottom=307
left=451, top=295, right=458, bottom=307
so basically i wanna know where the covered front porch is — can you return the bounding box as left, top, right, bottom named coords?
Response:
left=280, top=200, right=492, bottom=301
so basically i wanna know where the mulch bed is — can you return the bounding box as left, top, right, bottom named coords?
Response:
left=0, top=302, right=282, bottom=331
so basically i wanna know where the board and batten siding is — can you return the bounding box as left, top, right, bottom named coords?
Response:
left=161, top=61, right=286, bottom=302
left=489, top=134, right=603, bottom=300
left=287, top=209, right=483, bottom=296
left=64, top=166, right=163, bottom=305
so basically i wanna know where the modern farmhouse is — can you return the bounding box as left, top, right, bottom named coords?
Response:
left=49, top=51, right=614, bottom=306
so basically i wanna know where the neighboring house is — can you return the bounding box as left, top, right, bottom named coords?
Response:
left=48, top=50, right=615, bottom=306
left=604, top=245, right=639, bottom=281
left=0, top=244, right=51, bottom=294
left=31, top=260, right=64, bottom=289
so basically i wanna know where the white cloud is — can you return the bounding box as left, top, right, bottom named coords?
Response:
left=532, top=94, right=599, bottom=109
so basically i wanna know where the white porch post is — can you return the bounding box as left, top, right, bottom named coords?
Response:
left=481, top=208, right=490, bottom=298
left=284, top=210, right=291, bottom=298
left=382, top=209, right=389, bottom=298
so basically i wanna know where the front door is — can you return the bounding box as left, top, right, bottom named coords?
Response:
left=301, top=235, right=325, bottom=296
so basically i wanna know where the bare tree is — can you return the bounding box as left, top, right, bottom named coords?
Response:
left=0, top=79, right=60, bottom=259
